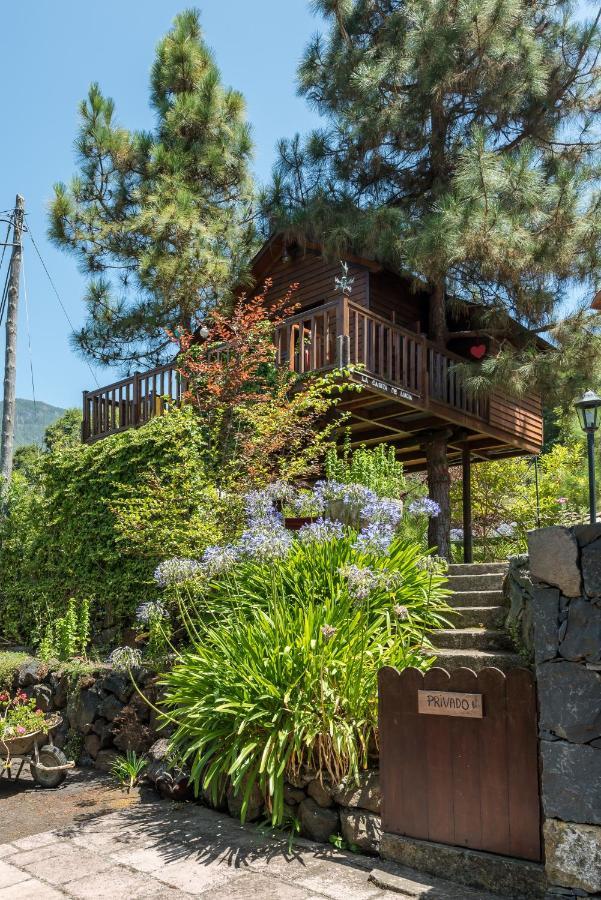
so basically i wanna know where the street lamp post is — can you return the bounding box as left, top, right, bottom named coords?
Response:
left=574, top=390, right=601, bottom=524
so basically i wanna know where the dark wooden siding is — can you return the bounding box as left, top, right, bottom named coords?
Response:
left=489, top=391, right=544, bottom=447
left=257, top=249, right=369, bottom=313
left=369, top=270, right=428, bottom=332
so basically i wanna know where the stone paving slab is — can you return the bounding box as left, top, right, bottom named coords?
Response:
left=0, top=776, right=509, bottom=898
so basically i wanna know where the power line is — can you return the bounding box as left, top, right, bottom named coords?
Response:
left=0, top=219, right=12, bottom=325
left=21, top=245, right=37, bottom=411
left=26, top=223, right=100, bottom=388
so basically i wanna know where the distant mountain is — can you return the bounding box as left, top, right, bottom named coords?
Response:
left=0, top=398, right=66, bottom=448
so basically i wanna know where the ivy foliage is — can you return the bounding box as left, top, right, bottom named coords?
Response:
left=0, top=407, right=236, bottom=645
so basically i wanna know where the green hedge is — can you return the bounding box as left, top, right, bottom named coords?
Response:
left=0, top=408, right=237, bottom=647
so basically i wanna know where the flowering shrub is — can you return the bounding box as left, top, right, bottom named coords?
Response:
left=157, top=480, right=451, bottom=825
left=173, top=282, right=351, bottom=484
left=324, top=443, right=406, bottom=499
left=0, top=691, right=47, bottom=740
left=109, top=647, right=143, bottom=672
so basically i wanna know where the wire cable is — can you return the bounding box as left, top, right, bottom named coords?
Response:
left=21, top=245, right=37, bottom=412
left=0, top=218, right=12, bottom=325
left=26, top=223, right=100, bottom=388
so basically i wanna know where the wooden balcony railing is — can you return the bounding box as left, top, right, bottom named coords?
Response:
left=275, top=297, right=489, bottom=421
left=83, top=296, right=541, bottom=448
left=82, top=362, right=186, bottom=442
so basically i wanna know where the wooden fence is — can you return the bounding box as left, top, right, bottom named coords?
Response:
left=378, top=666, right=541, bottom=862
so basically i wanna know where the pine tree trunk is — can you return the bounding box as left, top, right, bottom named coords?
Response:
left=429, top=279, right=447, bottom=345
left=425, top=431, right=451, bottom=560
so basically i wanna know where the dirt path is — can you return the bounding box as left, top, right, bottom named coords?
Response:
left=0, top=767, right=143, bottom=842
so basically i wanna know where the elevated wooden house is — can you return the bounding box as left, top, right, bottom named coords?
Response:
left=82, top=234, right=544, bottom=558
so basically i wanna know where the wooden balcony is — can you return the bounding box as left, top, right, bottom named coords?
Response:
left=274, top=298, right=543, bottom=467
left=82, top=297, right=543, bottom=467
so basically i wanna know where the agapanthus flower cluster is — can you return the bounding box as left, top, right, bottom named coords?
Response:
left=339, top=564, right=381, bottom=601
left=320, top=624, right=337, bottom=642
left=136, top=601, right=169, bottom=624
left=450, top=528, right=464, bottom=543
left=353, top=523, right=395, bottom=555
left=361, top=496, right=403, bottom=529
left=109, top=647, right=142, bottom=671
left=298, top=518, right=344, bottom=544
left=312, top=480, right=347, bottom=507
left=201, top=544, right=239, bottom=577
left=154, top=557, right=203, bottom=587
left=495, top=522, right=517, bottom=538
left=237, top=525, right=293, bottom=562
left=244, top=490, right=283, bottom=527
left=393, top=603, right=409, bottom=620
left=408, top=497, right=441, bottom=518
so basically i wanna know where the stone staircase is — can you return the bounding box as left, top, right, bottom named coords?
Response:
left=432, top=562, right=523, bottom=671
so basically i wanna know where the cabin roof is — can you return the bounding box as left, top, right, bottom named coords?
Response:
left=247, top=232, right=551, bottom=350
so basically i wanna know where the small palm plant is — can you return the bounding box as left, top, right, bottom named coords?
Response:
left=110, top=751, right=148, bottom=793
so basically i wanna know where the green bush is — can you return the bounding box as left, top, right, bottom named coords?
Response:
left=0, top=407, right=237, bottom=646
left=38, top=598, right=91, bottom=661
left=324, top=443, right=407, bottom=499
left=161, top=535, right=450, bottom=824
left=449, top=441, right=589, bottom=561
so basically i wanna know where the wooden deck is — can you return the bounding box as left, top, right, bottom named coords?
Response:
left=82, top=297, right=543, bottom=467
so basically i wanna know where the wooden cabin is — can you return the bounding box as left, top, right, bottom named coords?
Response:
left=82, top=233, right=543, bottom=471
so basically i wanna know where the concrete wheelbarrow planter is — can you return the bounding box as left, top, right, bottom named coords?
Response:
left=0, top=715, right=74, bottom=788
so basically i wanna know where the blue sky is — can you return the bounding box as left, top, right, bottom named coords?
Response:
left=0, top=2, right=322, bottom=409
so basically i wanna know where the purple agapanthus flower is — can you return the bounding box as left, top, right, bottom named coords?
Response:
left=243, top=490, right=283, bottom=527
left=361, top=496, right=403, bottom=529
left=201, top=544, right=239, bottom=577
left=408, top=497, right=441, bottom=518
left=339, top=564, right=380, bottom=600
left=312, top=480, right=346, bottom=507
left=353, top=523, right=395, bottom=555
left=136, top=601, right=169, bottom=623
left=154, top=557, right=203, bottom=587
left=237, top=525, right=293, bottom=562
left=297, top=517, right=345, bottom=543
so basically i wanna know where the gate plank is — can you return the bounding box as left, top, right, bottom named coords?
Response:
left=449, top=668, right=482, bottom=849
left=478, top=667, right=511, bottom=854
left=506, top=669, right=541, bottom=861
left=378, top=666, right=402, bottom=835
left=398, top=668, right=429, bottom=840
left=422, top=668, right=453, bottom=845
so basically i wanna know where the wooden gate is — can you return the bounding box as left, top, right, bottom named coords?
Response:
left=378, top=666, right=541, bottom=862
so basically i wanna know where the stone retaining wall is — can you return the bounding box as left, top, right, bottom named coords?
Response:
left=8, top=659, right=161, bottom=772
left=146, top=737, right=382, bottom=852
left=521, top=525, right=601, bottom=897
left=9, top=658, right=383, bottom=854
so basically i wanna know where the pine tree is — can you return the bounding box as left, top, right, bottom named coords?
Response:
left=50, top=9, right=256, bottom=370
left=266, top=0, right=601, bottom=556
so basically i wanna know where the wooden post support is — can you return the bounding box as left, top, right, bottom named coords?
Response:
left=82, top=391, right=89, bottom=442
left=0, top=195, right=25, bottom=492
left=462, top=446, right=473, bottom=564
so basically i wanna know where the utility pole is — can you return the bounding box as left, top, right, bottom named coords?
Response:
left=0, top=195, right=25, bottom=491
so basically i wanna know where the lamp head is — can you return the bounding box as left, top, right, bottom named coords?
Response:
left=575, top=390, right=601, bottom=433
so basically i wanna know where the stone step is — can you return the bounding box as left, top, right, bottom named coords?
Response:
left=447, top=605, right=506, bottom=629
left=448, top=562, right=508, bottom=576
left=447, top=589, right=504, bottom=608
left=381, top=832, right=546, bottom=900
left=431, top=628, right=515, bottom=653
left=447, top=572, right=505, bottom=592
left=432, top=648, right=524, bottom=672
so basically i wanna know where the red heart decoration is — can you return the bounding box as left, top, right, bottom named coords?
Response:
left=470, top=343, right=487, bottom=360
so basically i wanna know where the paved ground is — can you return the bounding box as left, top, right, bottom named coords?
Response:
left=0, top=770, right=505, bottom=899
